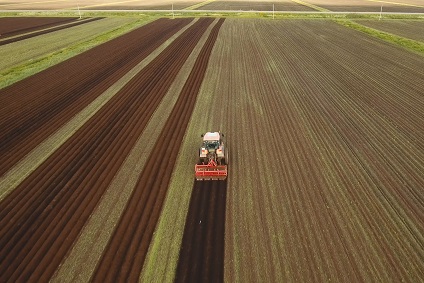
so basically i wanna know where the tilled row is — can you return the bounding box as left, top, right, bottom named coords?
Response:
left=0, top=17, right=77, bottom=38
left=0, top=18, right=192, bottom=176
left=0, top=18, right=103, bottom=46
left=175, top=180, right=227, bottom=283
left=0, top=18, right=218, bottom=282
left=91, top=18, right=225, bottom=283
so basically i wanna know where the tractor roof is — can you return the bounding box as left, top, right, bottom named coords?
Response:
left=203, top=132, right=220, bottom=141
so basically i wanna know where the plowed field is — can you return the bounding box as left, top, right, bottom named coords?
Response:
left=0, top=15, right=423, bottom=283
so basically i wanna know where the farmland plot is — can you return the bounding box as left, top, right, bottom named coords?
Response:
left=0, top=14, right=423, bottom=283
left=209, top=18, right=424, bottom=282
left=198, top=0, right=314, bottom=11
left=0, top=17, right=199, bottom=281
left=145, top=18, right=424, bottom=282
left=0, top=17, right=76, bottom=38
left=299, top=0, right=424, bottom=12
left=355, top=19, right=424, bottom=42
left=0, top=0, right=203, bottom=10
left=0, top=17, right=136, bottom=71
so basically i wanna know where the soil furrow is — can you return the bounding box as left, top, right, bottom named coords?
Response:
left=0, top=17, right=103, bottom=46
left=91, top=17, right=224, bottom=283
left=175, top=180, right=227, bottom=283
left=0, top=18, right=203, bottom=282
left=0, top=18, right=191, bottom=176
left=0, top=17, right=77, bottom=38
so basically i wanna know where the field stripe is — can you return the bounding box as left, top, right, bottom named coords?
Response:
left=88, top=18, right=217, bottom=282
left=49, top=18, right=209, bottom=283
left=0, top=21, right=185, bottom=201
left=0, top=18, right=102, bottom=46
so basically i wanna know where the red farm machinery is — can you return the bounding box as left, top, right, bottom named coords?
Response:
left=195, top=132, right=228, bottom=181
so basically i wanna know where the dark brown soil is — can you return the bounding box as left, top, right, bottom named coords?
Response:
left=0, top=17, right=103, bottom=46
left=0, top=17, right=195, bottom=282
left=0, top=17, right=77, bottom=38
left=175, top=180, right=227, bottom=283
left=0, top=18, right=191, bottom=176
left=91, top=18, right=225, bottom=283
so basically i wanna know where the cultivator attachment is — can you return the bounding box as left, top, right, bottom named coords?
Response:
left=195, top=160, right=227, bottom=181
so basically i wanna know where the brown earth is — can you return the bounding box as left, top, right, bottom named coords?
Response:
left=0, top=13, right=423, bottom=283
left=90, top=17, right=224, bottom=282
left=0, top=17, right=198, bottom=281
left=0, top=17, right=76, bottom=38
left=0, top=17, right=103, bottom=46
left=175, top=180, right=227, bottom=283
left=199, top=0, right=315, bottom=11
left=0, top=18, right=190, bottom=177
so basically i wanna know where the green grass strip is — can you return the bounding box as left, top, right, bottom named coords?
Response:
left=0, top=17, right=155, bottom=89
left=337, top=19, right=424, bottom=55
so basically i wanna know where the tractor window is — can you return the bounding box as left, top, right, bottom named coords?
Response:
left=205, top=141, right=219, bottom=150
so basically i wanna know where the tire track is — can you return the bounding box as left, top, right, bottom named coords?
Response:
left=175, top=180, right=227, bottom=283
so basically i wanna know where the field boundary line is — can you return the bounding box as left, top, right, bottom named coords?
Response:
left=49, top=18, right=219, bottom=283
left=0, top=19, right=194, bottom=202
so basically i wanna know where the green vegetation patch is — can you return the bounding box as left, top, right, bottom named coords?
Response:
left=337, top=19, right=424, bottom=55
left=0, top=16, right=155, bottom=89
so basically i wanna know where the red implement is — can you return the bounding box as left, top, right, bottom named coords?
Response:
left=195, top=160, right=227, bottom=181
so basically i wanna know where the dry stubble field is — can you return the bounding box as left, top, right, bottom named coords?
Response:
left=0, top=2, right=424, bottom=282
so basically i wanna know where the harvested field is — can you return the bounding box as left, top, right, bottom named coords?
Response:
left=1, top=0, right=424, bottom=11
left=0, top=0, right=202, bottom=10
left=0, top=12, right=423, bottom=283
left=355, top=19, right=424, bottom=42
left=198, top=0, right=314, bottom=11
left=300, top=0, right=424, bottom=12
